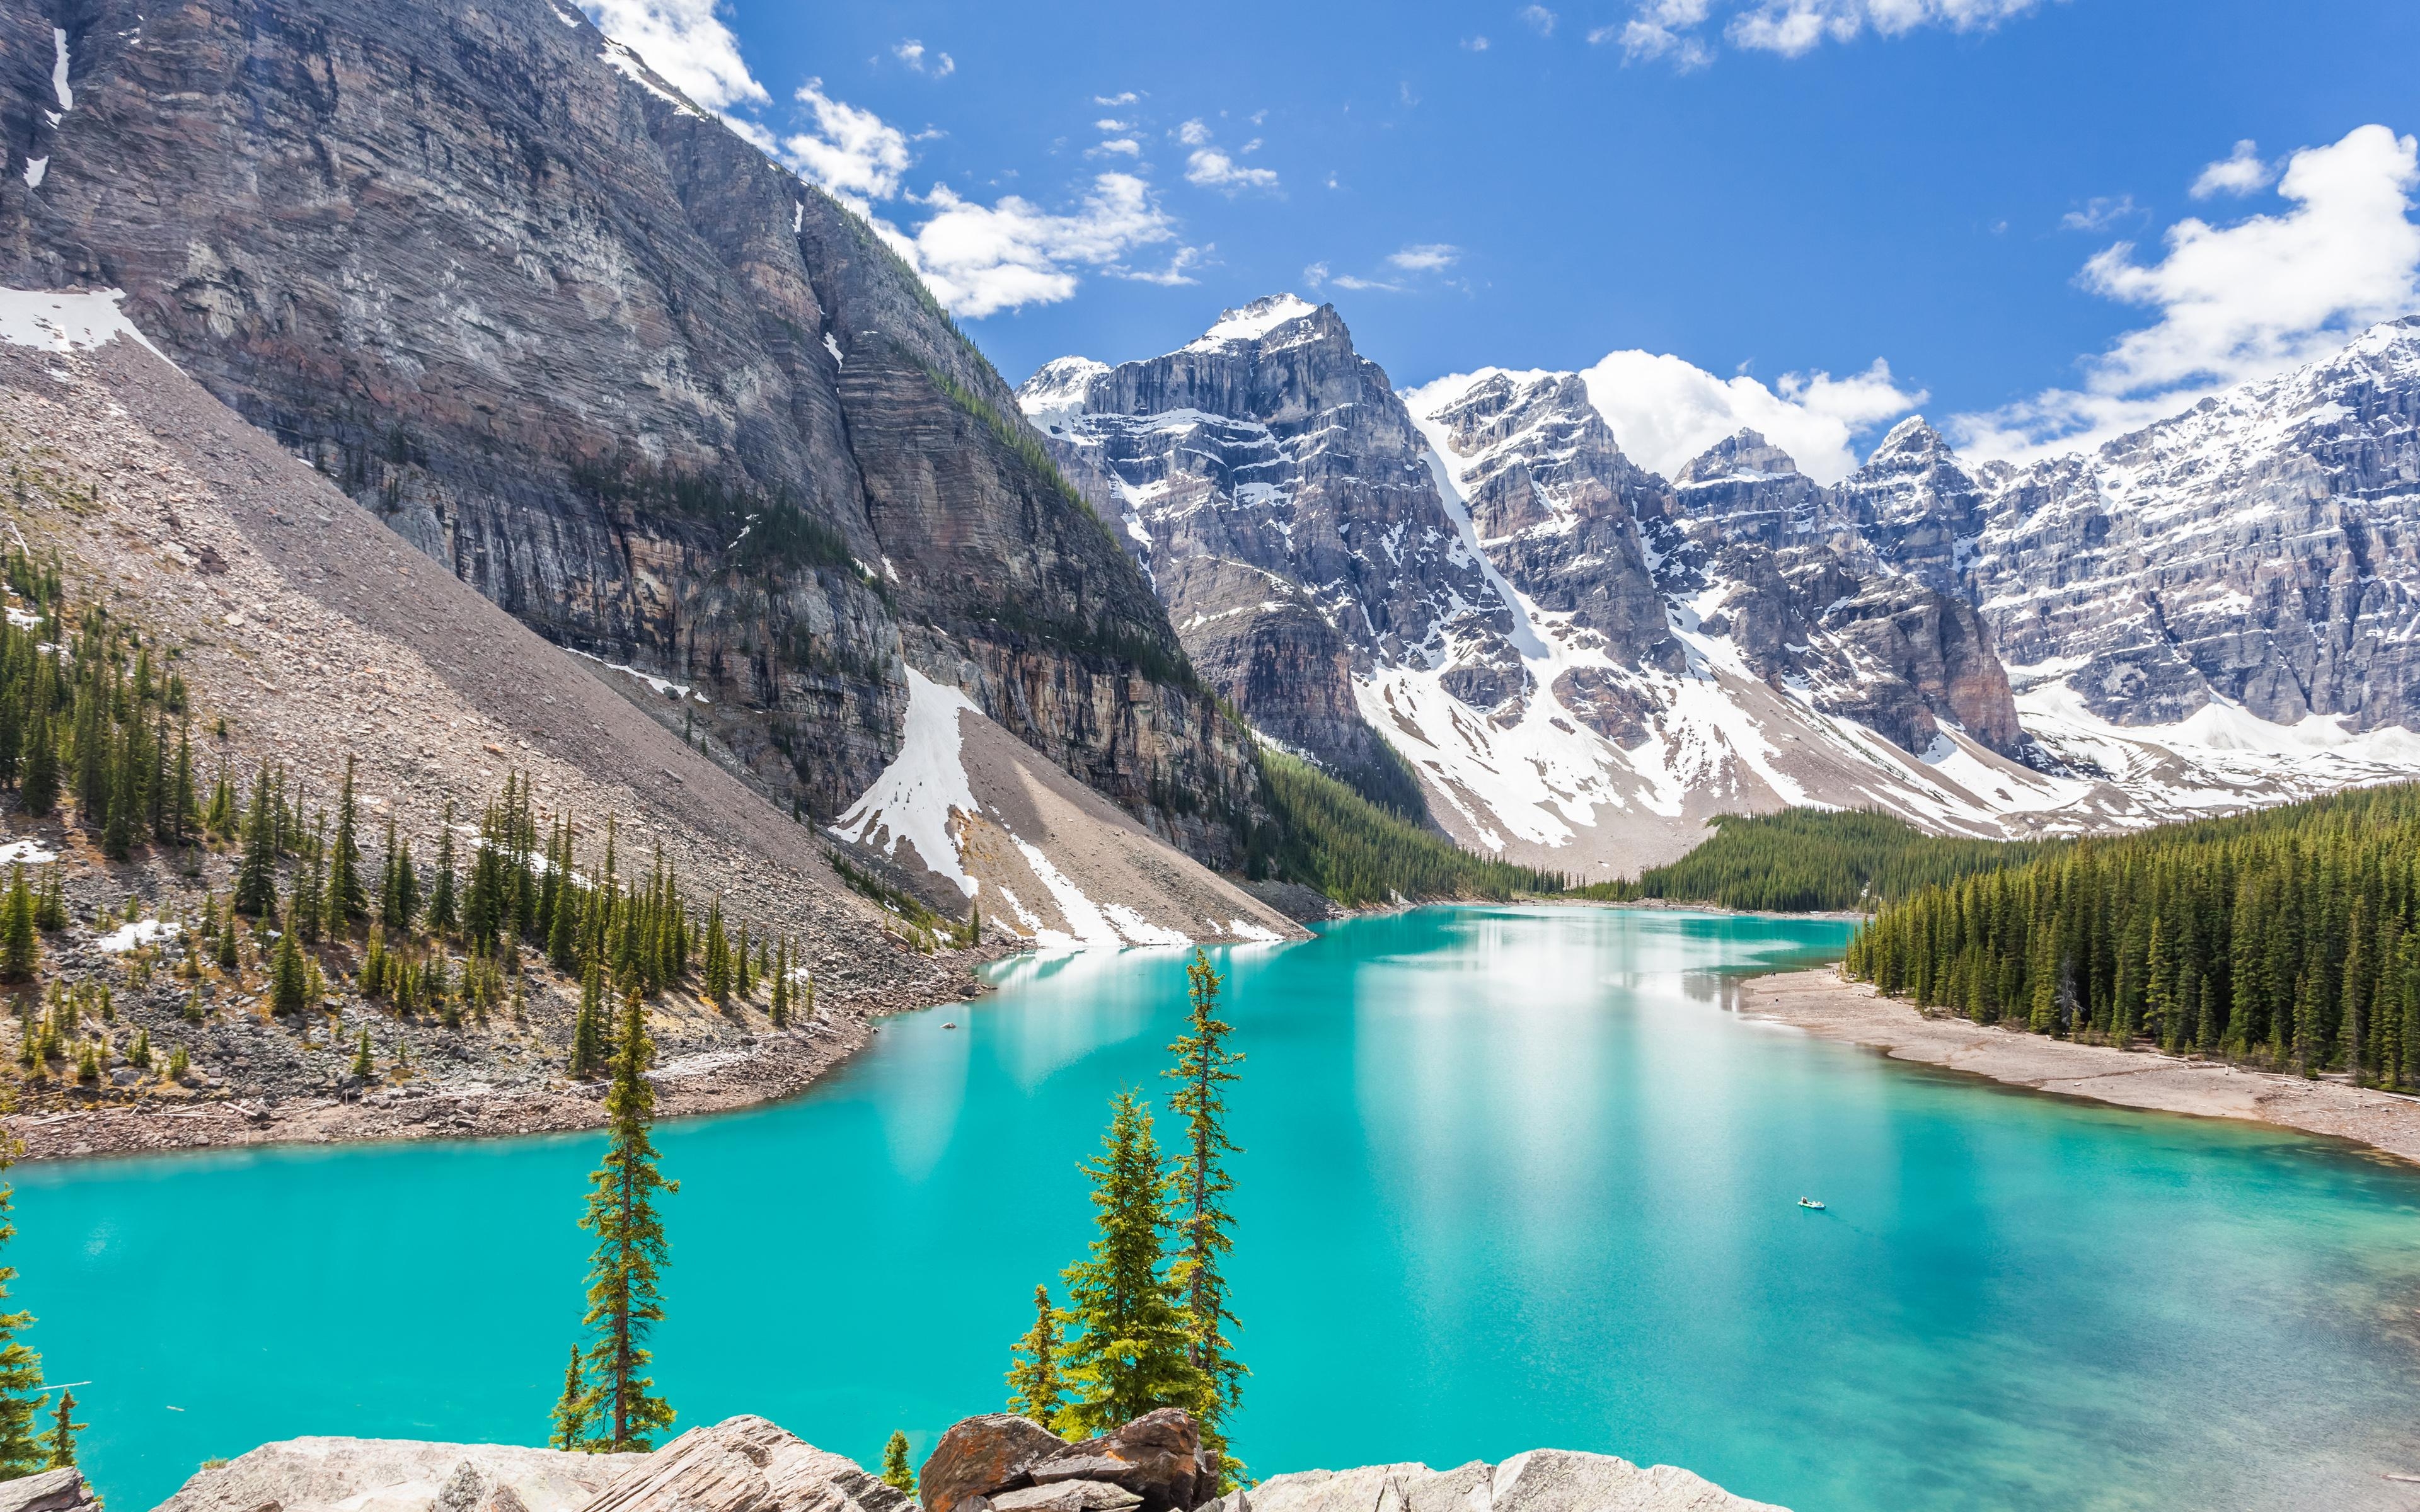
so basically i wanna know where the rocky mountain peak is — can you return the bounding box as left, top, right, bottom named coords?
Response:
left=1673, top=428, right=1804, bottom=487
left=1181, top=292, right=1327, bottom=353
left=1017, top=356, right=1110, bottom=435
left=1862, top=415, right=1954, bottom=470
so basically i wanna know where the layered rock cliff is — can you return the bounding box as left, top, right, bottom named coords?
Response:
left=0, top=0, right=1259, bottom=866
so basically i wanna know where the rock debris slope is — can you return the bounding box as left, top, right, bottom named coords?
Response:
left=0, top=0, right=1260, bottom=875
left=1028, top=299, right=2420, bottom=876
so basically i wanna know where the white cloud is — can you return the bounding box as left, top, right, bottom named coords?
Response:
left=1331, top=273, right=1405, bottom=292
left=1955, top=124, right=2420, bottom=461
left=578, top=0, right=767, bottom=110
left=1574, top=352, right=1924, bottom=484
left=892, top=173, right=1182, bottom=318
left=1388, top=243, right=1460, bottom=271
left=1603, top=0, right=2047, bottom=67
left=1177, top=118, right=1212, bottom=147
left=1095, top=91, right=1139, bottom=105
left=1521, top=5, right=1559, bottom=35
left=2191, top=139, right=2275, bottom=199
left=1601, top=0, right=1714, bottom=66
left=2059, top=193, right=2140, bottom=232
left=1095, top=118, right=1129, bottom=132
left=1463, top=35, right=1492, bottom=50
left=776, top=81, right=1188, bottom=319
left=1303, top=261, right=1331, bottom=288
left=1088, top=138, right=1141, bottom=158
left=892, top=39, right=955, bottom=78
left=1187, top=149, right=1279, bottom=192
left=781, top=79, right=911, bottom=207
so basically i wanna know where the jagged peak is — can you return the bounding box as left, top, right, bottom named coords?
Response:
left=1183, top=293, right=1327, bottom=353
left=1015, top=356, right=1109, bottom=430
left=1673, top=427, right=1804, bottom=486
left=1869, top=414, right=1947, bottom=459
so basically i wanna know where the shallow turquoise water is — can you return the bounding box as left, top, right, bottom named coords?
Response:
left=14, top=907, right=2420, bottom=1512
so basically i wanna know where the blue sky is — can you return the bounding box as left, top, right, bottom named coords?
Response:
left=584, top=1, right=2420, bottom=478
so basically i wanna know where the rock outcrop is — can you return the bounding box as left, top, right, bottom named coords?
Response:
left=154, top=1414, right=1783, bottom=1512
left=0, top=1468, right=100, bottom=1512
left=155, top=1436, right=648, bottom=1512
left=1200, top=1449, right=1782, bottom=1512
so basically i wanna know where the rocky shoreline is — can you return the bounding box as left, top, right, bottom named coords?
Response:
left=1739, top=968, right=2420, bottom=1164
left=118, top=1406, right=1779, bottom=1512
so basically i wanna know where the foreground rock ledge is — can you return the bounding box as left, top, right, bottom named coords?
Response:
left=145, top=1414, right=1782, bottom=1512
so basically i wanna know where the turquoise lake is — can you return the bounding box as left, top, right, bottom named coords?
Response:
left=15, top=906, right=2420, bottom=1512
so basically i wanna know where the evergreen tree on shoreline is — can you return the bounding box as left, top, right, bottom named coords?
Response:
left=0, top=1133, right=46, bottom=1479
left=1055, top=1091, right=1208, bottom=1439
left=574, top=989, right=677, bottom=1450
left=40, top=1390, right=78, bottom=1470
left=1165, top=949, right=1245, bottom=1485
left=880, top=1432, right=915, bottom=1495
left=1005, top=1283, right=1064, bottom=1427
left=549, top=1343, right=590, bottom=1452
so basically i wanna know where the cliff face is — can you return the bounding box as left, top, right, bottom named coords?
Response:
left=1025, top=296, right=1494, bottom=814
left=0, top=0, right=1259, bottom=862
left=1961, top=320, right=2420, bottom=731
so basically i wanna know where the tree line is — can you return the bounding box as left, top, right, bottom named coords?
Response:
left=1845, top=782, right=2420, bottom=1080
left=1252, top=750, right=1564, bottom=908
left=1576, top=808, right=2053, bottom=914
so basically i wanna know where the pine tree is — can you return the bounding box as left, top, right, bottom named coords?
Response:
left=1005, top=1283, right=1064, bottom=1426
left=233, top=767, right=280, bottom=920
left=16, top=714, right=53, bottom=820
left=768, top=937, right=789, bottom=1029
left=1056, top=1091, right=1209, bottom=1438
left=549, top=1342, right=589, bottom=1452
left=270, top=930, right=308, bottom=1016
left=0, top=869, right=34, bottom=985
left=1165, top=950, right=1245, bottom=1483
left=574, top=990, right=678, bottom=1451
left=0, top=1135, right=47, bottom=1477
left=429, top=801, right=461, bottom=937
left=880, top=1433, right=915, bottom=1496
left=572, top=958, right=606, bottom=1079
left=39, top=1390, right=78, bottom=1470
left=326, top=757, right=368, bottom=929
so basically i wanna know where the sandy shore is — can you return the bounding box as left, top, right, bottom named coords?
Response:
left=1740, top=969, right=2420, bottom=1165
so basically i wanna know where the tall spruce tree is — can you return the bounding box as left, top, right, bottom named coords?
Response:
left=0, top=869, right=34, bottom=985
left=574, top=990, right=677, bottom=1450
left=1055, top=1091, right=1209, bottom=1438
left=429, top=801, right=460, bottom=937
left=39, top=1390, right=78, bottom=1470
left=0, top=1135, right=47, bottom=1478
left=1005, top=1283, right=1064, bottom=1427
left=326, top=756, right=368, bottom=929
left=232, top=767, right=280, bottom=920
left=1165, top=950, right=1245, bottom=1482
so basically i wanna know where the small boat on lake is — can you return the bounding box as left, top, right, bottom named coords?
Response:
left=1798, top=1198, right=1827, bottom=1210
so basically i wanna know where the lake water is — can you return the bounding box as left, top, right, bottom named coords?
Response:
left=16, top=907, right=2420, bottom=1512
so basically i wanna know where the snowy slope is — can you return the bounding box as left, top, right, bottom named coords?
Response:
left=830, top=671, right=1297, bottom=949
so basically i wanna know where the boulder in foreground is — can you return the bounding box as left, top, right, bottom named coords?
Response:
left=917, top=1414, right=1071, bottom=1512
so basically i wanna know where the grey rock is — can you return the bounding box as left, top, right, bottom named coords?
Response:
left=582, top=1415, right=909, bottom=1512
left=1029, top=1409, right=1205, bottom=1512
left=1201, top=1449, right=1782, bottom=1512
left=0, top=1467, right=99, bottom=1512
left=988, top=1484, right=1143, bottom=1512
left=151, top=1436, right=647, bottom=1512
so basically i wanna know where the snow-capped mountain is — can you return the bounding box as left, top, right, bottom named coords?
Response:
left=1023, top=301, right=2420, bottom=876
